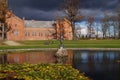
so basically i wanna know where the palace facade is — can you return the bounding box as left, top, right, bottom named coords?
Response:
left=3, top=13, right=73, bottom=40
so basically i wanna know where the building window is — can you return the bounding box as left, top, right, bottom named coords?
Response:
left=39, top=32, right=41, bottom=36
left=32, top=32, right=34, bottom=36
left=32, top=32, right=36, bottom=36
left=34, top=32, right=36, bottom=36
left=39, top=32, right=43, bottom=37
left=45, top=32, right=48, bottom=37
left=25, top=32, right=30, bottom=37
left=14, top=30, right=19, bottom=36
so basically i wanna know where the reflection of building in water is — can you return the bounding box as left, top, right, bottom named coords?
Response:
left=0, top=50, right=74, bottom=65
left=6, top=52, right=56, bottom=64
left=0, top=54, right=7, bottom=64
left=66, top=50, right=74, bottom=64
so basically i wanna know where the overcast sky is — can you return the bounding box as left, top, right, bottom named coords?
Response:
left=8, top=0, right=120, bottom=21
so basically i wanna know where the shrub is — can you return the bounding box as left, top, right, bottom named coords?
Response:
left=0, top=63, right=90, bottom=80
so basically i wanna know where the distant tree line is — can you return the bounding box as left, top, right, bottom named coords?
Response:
left=75, top=11, right=120, bottom=40
left=59, top=0, right=120, bottom=40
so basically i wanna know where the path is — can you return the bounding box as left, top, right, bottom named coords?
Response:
left=4, top=41, right=22, bottom=46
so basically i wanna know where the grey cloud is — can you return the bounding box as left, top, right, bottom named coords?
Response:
left=15, top=7, right=64, bottom=20
left=80, top=9, right=116, bottom=20
left=107, top=0, right=118, bottom=6
left=8, top=0, right=119, bottom=20
left=8, top=0, right=63, bottom=11
left=81, top=0, right=119, bottom=10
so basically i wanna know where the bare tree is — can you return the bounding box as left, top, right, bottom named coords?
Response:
left=107, top=17, right=111, bottom=38
left=75, top=27, right=81, bottom=39
left=87, top=16, right=94, bottom=39
left=101, top=17, right=108, bottom=39
left=117, top=8, right=120, bottom=39
left=94, top=22, right=99, bottom=38
left=110, top=16, right=118, bottom=39
left=61, top=0, right=83, bottom=40
left=0, top=0, right=11, bottom=40
left=101, top=13, right=111, bottom=39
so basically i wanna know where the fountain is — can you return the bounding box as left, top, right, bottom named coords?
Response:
left=55, top=46, right=68, bottom=64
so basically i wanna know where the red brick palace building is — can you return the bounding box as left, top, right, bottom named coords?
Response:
left=4, top=13, right=73, bottom=40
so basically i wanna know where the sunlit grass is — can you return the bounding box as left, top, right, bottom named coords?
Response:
left=0, top=40, right=120, bottom=50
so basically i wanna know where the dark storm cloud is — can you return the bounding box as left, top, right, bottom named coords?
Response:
left=8, top=0, right=64, bottom=20
left=8, top=0, right=63, bottom=11
left=81, top=0, right=119, bottom=10
left=8, top=0, right=119, bottom=20
left=80, top=0, right=119, bottom=20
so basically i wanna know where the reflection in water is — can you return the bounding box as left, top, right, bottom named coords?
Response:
left=73, top=50, right=120, bottom=80
left=0, top=50, right=120, bottom=80
left=0, top=51, right=57, bottom=64
left=0, top=50, right=73, bottom=64
left=0, top=54, right=7, bottom=64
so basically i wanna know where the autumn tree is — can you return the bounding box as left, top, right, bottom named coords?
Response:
left=61, top=0, right=83, bottom=40
left=0, top=0, right=11, bottom=39
left=0, top=0, right=8, bottom=22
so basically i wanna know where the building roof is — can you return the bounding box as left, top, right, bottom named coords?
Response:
left=24, top=20, right=54, bottom=28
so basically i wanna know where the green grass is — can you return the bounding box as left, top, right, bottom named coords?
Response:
left=0, top=40, right=120, bottom=50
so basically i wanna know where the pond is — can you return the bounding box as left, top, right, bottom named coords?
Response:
left=73, top=50, right=120, bottom=80
left=0, top=50, right=120, bottom=80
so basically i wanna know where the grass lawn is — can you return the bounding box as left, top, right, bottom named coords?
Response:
left=0, top=40, right=120, bottom=50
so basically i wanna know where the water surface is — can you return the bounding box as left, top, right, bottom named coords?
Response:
left=73, top=50, right=120, bottom=80
left=0, top=50, right=120, bottom=80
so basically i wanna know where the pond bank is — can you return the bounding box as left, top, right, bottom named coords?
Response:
left=1, top=48, right=120, bottom=52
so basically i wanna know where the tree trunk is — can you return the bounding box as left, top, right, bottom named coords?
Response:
left=113, top=26, right=116, bottom=39
left=2, top=24, right=4, bottom=40
left=96, top=26, right=98, bottom=38
left=102, top=31, right=105, bottom=39
left=118, top=25, right=120, bottom=39
left=118, top=11, right=120, bottom=39
left=108, top=28, right=110, bottom=38
left=71, top=21, right=76, bottom=40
